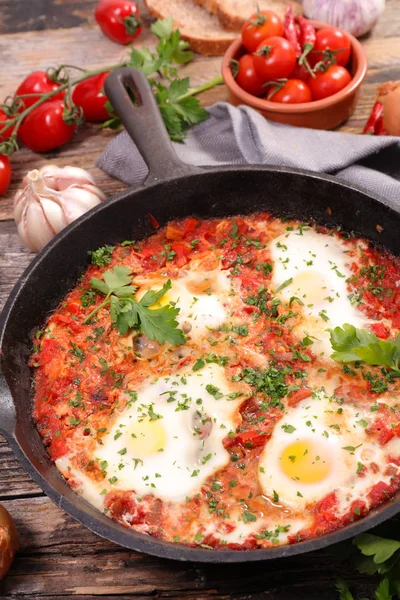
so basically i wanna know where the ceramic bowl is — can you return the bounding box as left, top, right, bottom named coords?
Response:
left=221, top=21, right=368, bottom=130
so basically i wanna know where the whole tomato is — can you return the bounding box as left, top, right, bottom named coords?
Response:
left=268, top=79, right=312, bottom=103
left=0, top=155, right=11, bottom=195
left=95, top=0, right=142, bottom=45
left=234, top=54, right=266, bottom=97
left=0, top=109, right=15, bottom=139
left=19, top=100, right=76, bottom=153
left=15, top=71, right=64, bottom=110
left=253, top=36, right=297, bottom=81
left=311, top=28, right=351, bottom=68
left=289, top=62, right=311, bottom=82
left=309, top=65, right=352, bottom=100
left=72, top=72, right=110, bottom=122
left=242, top=10, right=283, bottom=53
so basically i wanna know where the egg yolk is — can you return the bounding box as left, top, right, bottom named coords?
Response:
left=280, top=440, right=332, bottom=484
left=291, top=271, right=329, bottom=305
left=126, top=419, right=167, bottom=457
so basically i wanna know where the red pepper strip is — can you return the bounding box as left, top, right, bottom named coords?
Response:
left=375, top=115, right=388, bottom=136
left=295, top=16, right=316, bottom=47
left=283, top=5, right=301, bottom=57
left=363, top=101, right=384, bottom=134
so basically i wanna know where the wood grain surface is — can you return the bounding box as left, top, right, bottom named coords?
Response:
left=0, top=1, right=399, bottom=598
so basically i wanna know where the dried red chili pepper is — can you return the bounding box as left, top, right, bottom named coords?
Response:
left=283, top=5, right=301, bottom=57
left=363, top=101, right=384, bottom=134
left=375, top=115, right=388, bottom=136
left=296, top=16, right=316, bottom=48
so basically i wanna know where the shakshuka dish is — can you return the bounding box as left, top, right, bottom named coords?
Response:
left=31, top=213, right=400, bottom=550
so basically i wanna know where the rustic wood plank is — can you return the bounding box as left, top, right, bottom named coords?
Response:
left=0, top=0, right=97, bottom=34
left=0, top=495, right=386, bottom=599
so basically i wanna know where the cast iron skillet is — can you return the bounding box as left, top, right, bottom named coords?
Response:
left=1, top=68, right=400, bottom=563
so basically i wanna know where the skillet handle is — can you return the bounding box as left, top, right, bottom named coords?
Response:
left=0, top=375, right=16, bottom=442
left=104, top=68, right=200, bottom=185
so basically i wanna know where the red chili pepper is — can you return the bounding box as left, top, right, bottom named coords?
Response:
left=283, top=5, right=301, bottom=57
left=363, top=101, right=384, bottom=134
left=296, top=16, right=316, bottom=47
left=375, top=115, right=388, bottom=136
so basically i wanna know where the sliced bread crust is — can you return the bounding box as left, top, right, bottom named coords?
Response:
left=145, top=0, right=238, bottom=56
left=193, top=0, right=219, bottom=15
left=217, top=0, right=303, bottom=31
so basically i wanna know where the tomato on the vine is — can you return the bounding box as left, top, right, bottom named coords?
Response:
left=309, top=65, right=352, bottom=100
left=289, top=62, right=311, bottom=82
left=268, top=79, right=312, bottom=103
left=311, top=27, right=351, bottom=68
left=234, top=54, right=266, bottom=97
left=72, top=72, right=110, bottom=122
left=0, top=155, right=11, bottom=195
left=19, top=100, right=76, bottom=153
left=253, top=36, right=297, bottom=81
left=241, top=10, right=283, bottom=53
left=0, top=109, right=15, bottom=139
left=15, top=71, right=64, bottom=110
left=95, top=0, right=142, bottom=45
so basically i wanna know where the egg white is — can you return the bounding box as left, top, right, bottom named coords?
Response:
left=270, top=229, right=368, bottom=359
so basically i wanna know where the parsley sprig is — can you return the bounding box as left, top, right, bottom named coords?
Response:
left=337, top=533, right=400, bottom=599
left=102, top=17, right=223, bottom=142
left=330, top=324, right=400, bottom=374
left=83, top=266, right=186, bottom=345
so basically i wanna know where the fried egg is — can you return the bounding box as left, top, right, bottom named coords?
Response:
left=67, top=364, right=243, bottom=503
left=271, top=229, right=368, bottom=359
left=258, top=390, right=395, bottom=510
left=135, top=269, right=231, bottom=337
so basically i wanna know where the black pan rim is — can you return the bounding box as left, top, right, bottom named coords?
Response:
left=1, top=163, right=400, bottom=563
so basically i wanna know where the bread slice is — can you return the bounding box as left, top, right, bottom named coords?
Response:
left=217, top=0, right=303, bottom=31
left=193, top=0, right=219, bottom=14
left=144, top=0, right=238, bottom=56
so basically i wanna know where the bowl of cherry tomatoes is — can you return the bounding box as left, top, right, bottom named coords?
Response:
left=221, top=8, right=367, bottom=130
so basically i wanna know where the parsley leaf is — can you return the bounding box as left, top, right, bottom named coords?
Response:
left=84, top=268, right=185, bottom=346
left=88, top=244, right=115, bottom=266
left=335, top=579, right=355, bottom=600
left=355, top=534, right=400, bottom=565
left=330, top=324, right=400, bottom=373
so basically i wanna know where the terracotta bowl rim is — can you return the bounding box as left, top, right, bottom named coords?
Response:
left=221, top=20, right=368, bottom=114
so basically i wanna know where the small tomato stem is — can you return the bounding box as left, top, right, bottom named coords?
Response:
left=178, top=75, right=224, bottom=101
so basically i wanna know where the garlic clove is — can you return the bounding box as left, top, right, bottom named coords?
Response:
left=39, top=197, right=68, bottom=234
left=49, top=166, right=97, bottom=190
left=61, top=186, right=103, bottom=222
left=20, top=201, right=55, bottom=252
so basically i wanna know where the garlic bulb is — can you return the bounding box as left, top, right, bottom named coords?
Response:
left=303, top=0, right=386, bottom=37
left=14, top=165, right=106, bottom=252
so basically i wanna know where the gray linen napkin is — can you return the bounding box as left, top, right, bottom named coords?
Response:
left=97, top=102, right=400, bottom=210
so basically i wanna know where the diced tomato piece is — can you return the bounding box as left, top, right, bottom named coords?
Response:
left=367, top=418, right=394, bottom=446
left=65, top=302, right=83, bottom=316
left=315, top=492, right=337, bottom=513
left=288, top=387, right=311, bottom=407
left=367, top=481, right=391, bottom=507
left=140, top=244, right=163, bottom=260
left=392, top=311, right=400, bottom=329
left=171, top=242, right=189, bottom=267
left=183, top=217, right=199, bottom=236
left=40, top=339, right=62, bottom=364
left=370, top=322, right=390, bottom=339
left=52, top=314, right=82, bottom=333
left=392, top=424, right=400, bottom=437
left=166, top=223, right=184, bottom=241
left=236, top=430, right=269, bottom=448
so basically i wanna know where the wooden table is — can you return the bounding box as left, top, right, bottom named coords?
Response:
left=1, top=1, right=400, bottom=597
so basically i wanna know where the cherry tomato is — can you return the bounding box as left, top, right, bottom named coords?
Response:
left=241, top=10, right=283, bottom=53
left=72, top=72, right=110, bottom=122
left=15, top=71, right=64, bottom=110
left=19, top=100, right=76, bottom=153
left=0, top=109, right=15, bottom=139
left=311, top=27, right=351, bottom=68
left=95, top=0, right=142, bottom=45
left=268, top=79, right=312, bottom=103
left=234, top=54, right=266, bottom=97
left=253, top=36, right=297, bottom=82
left=0, top=155, right=11, bottom=195
left=309, top=65, right=352, bottom=100
left=289, top=62, right=310, bottom=82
